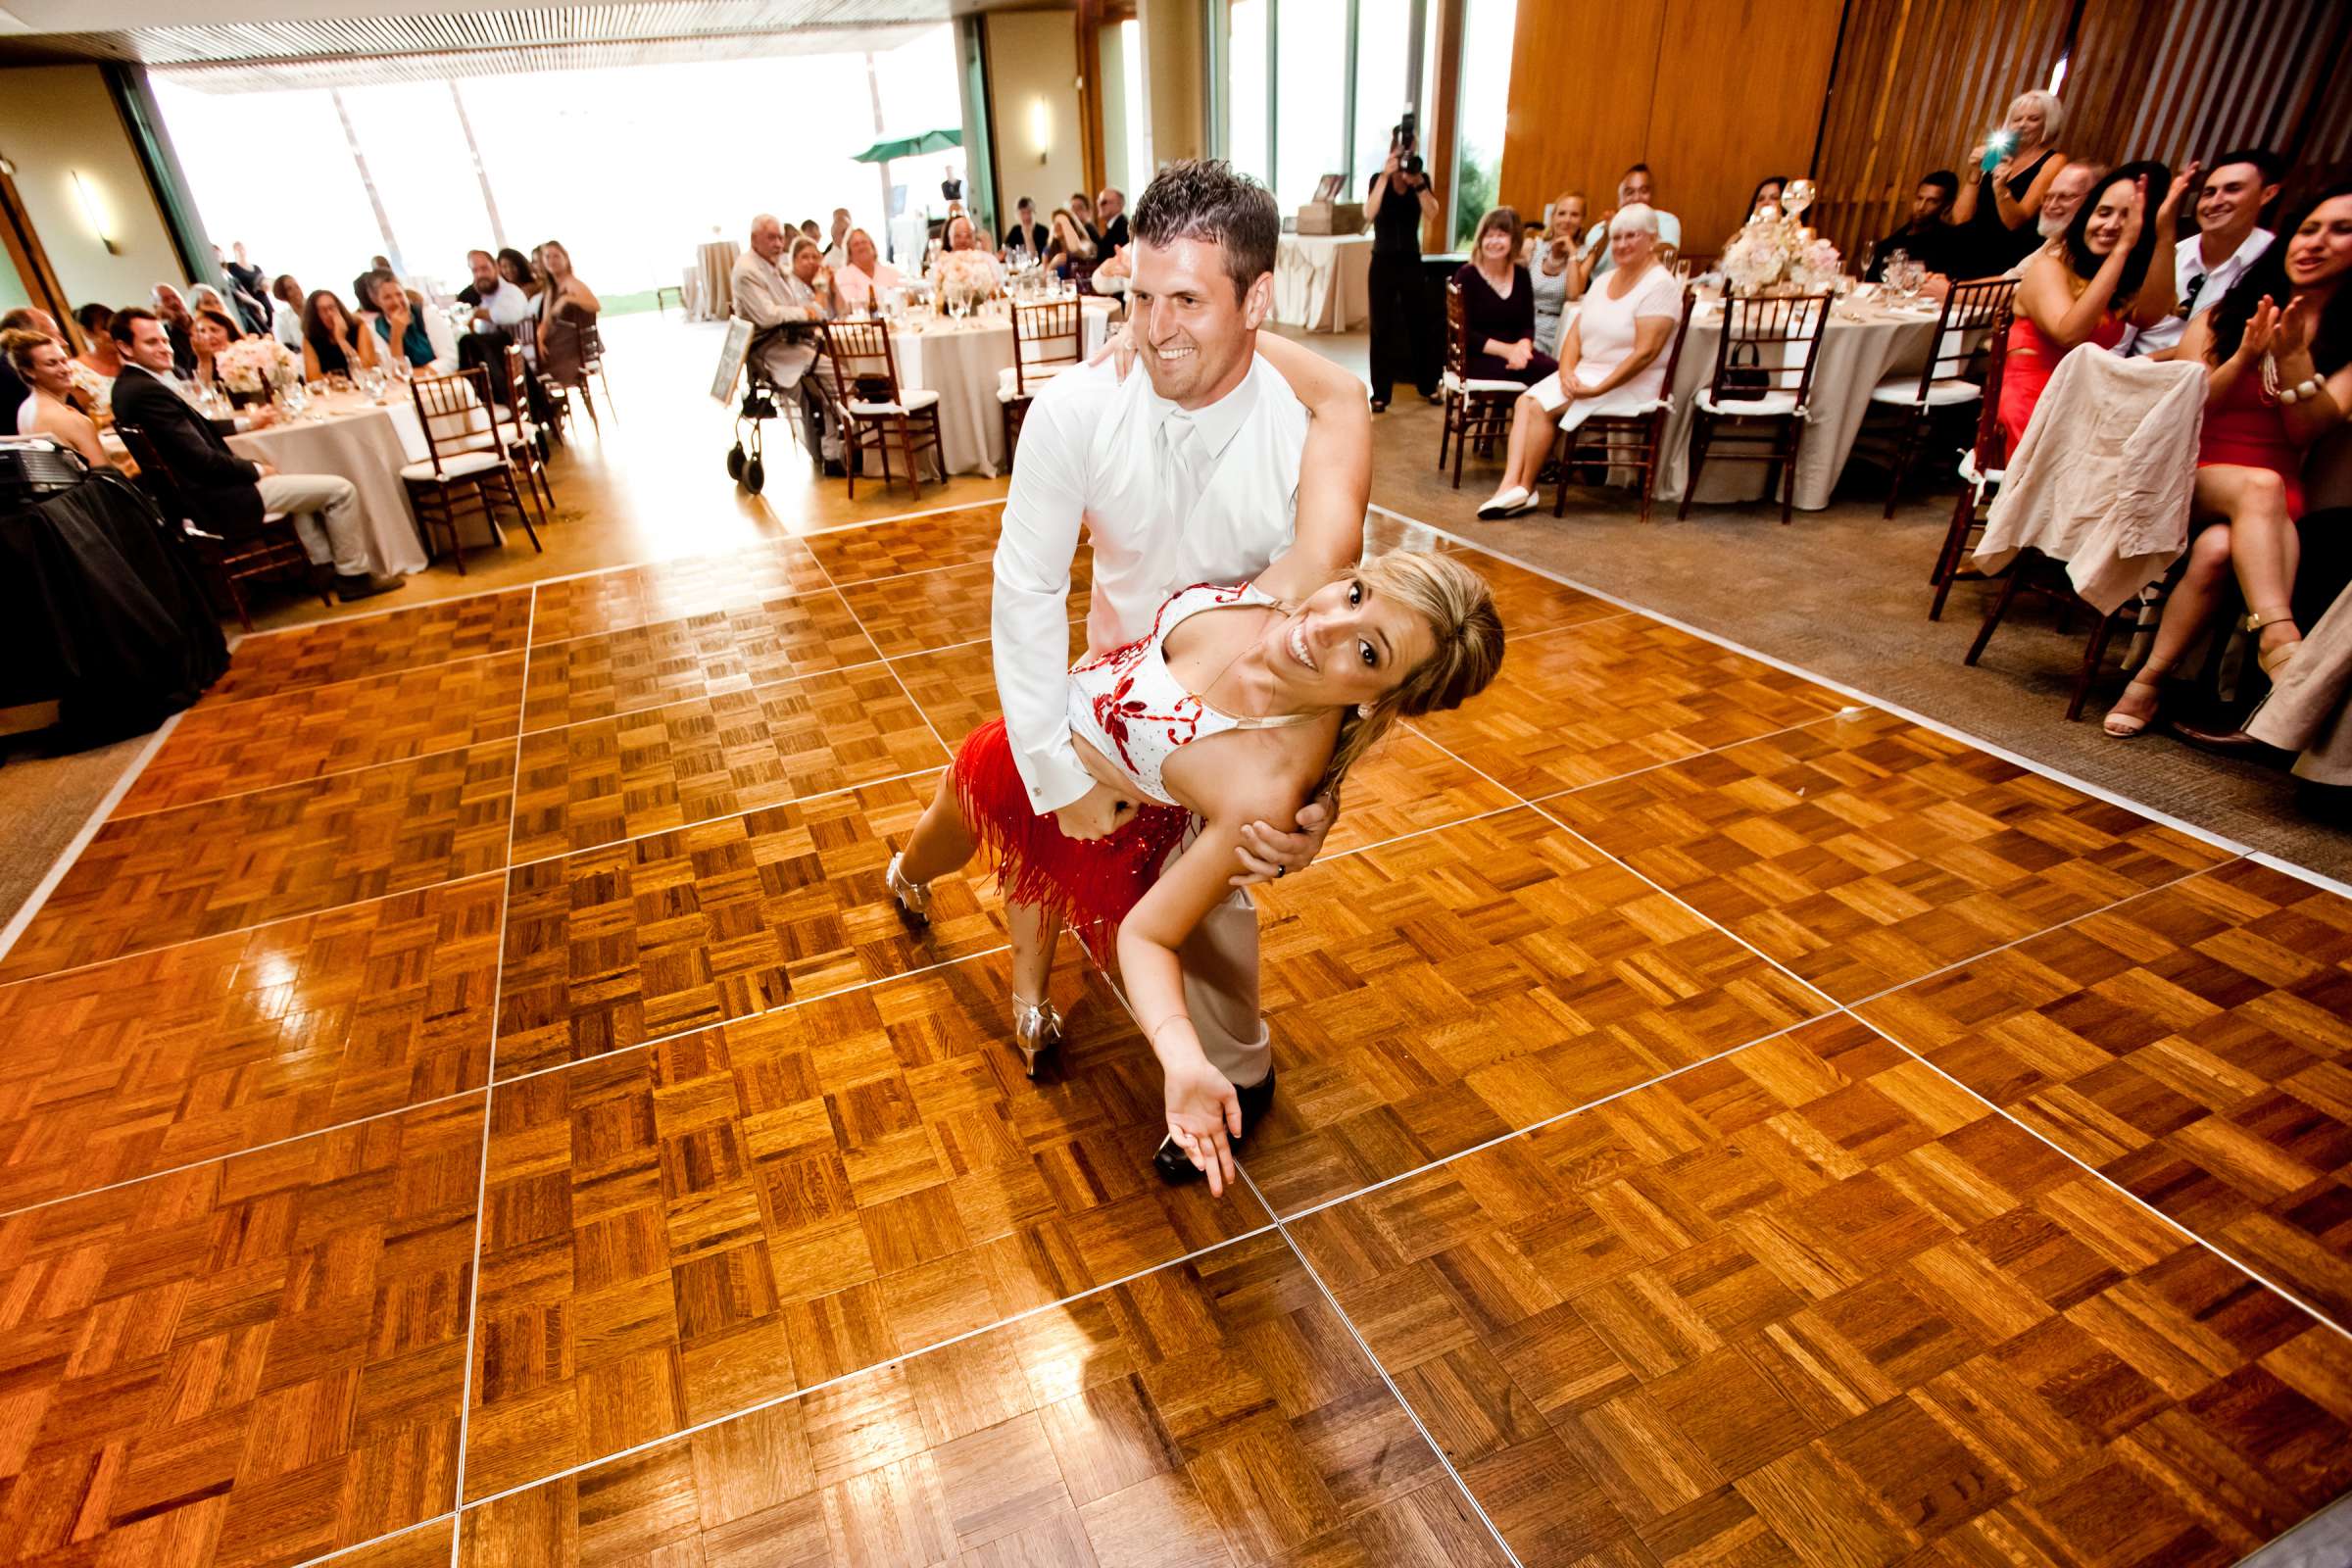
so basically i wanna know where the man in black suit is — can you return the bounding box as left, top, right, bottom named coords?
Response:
left=110, top=308, right=402, bottom=603
left=1096, top=186, right=1129, bottom=253
left=1002, top=197, right=1048, bottom=260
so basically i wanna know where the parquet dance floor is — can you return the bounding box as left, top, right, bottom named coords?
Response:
left=2, top=501, right=2346, bottom=1568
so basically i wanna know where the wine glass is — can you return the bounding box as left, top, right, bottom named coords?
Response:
left=1782, top=178, right=1815, bottom=221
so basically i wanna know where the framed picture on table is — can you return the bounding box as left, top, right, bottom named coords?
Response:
left=1312, top=173, right=1345, bottom=204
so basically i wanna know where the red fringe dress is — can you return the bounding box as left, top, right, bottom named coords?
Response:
left=951, top=580, right=1309, bottom=956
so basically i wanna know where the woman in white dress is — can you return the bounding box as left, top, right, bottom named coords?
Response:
left=1476, top=204, right=1685, bottom=519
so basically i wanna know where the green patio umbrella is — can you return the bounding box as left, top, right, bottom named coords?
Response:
left=852, top=127, right=962, bottom=164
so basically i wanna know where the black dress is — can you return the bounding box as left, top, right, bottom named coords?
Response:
left=1450, top=263, right=1556, bottom=384
left=1365, top=172, right=1437, bottom=404
left=1957, top=150, right=2056, bottom=279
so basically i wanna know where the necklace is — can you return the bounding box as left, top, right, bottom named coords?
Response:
left=1187, top=596, right=1303, bottom=719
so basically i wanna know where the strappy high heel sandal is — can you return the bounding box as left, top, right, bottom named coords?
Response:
left=885, top=853, right=931, bottom=929
left=2246, top=608, right=2303, bottom=679
left=1011, top=995, right=1064, bottom=1079
left=2102, top=658, right=2174, bottom=739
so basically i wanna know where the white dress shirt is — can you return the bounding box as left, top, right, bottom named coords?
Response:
left=993, top=354, right=1310, bottom=812
left=2122, top=227, right=2273, bottom=356
left=271, top=298, right=304, bottom=352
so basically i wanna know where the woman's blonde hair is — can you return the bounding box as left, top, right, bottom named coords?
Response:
left=1, top=327, right=58, bottom=378
left=2010, top=88, right=2066, bottom=144
left=1051, top=208, right=1097, bottom=260
left=1315, top=550, right=1504, bottom=797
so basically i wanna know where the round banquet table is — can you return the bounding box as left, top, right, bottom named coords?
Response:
left=225, top=389, right=499, bottom=575
left=1652, top=297, right=1946, bottom=512
left=695, top=240, right=740, bottom=322
left=889, top=299, right=1113, bottom=478
left=1274, top=234, right=1373, bottom=333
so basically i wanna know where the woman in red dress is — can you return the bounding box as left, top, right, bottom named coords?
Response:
left=1998, top=161, right=2187, bottom=451
left=2103, top=182, right=2352, bottom=737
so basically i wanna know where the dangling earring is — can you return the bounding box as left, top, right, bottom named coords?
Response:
left=1356, top=704, right=1372, bottom=718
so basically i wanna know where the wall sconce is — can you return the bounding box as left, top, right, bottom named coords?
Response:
left=72, top=171, right=120, bottom=255
left=1028, top=97, right=1051, bottom=166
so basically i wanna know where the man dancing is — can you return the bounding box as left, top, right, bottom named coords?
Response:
left=991, top=160, right=1361, bottom=1180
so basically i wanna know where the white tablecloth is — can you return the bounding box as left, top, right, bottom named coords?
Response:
left=889, top=300, right=1112, bottom=478
left=1654, top=302, right=1943, bottom=512
left=1274, top=234, right=1373, bottom=333
left=226, top=388, right=499, bottom=574
left=694, top=241, right=740, bottom=322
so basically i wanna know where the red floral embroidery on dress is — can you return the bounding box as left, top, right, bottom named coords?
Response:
left=1084, top=582, right=1249, bottom=776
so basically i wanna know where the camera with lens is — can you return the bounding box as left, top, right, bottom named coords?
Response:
left=1395, top=112, right=1424, bottom=177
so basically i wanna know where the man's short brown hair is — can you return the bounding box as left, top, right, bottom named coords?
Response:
left=1130, top=160, right=1279, bottom=303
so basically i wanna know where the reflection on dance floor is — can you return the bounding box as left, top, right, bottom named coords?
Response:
left=0, top=502, right=2345, bottom=1567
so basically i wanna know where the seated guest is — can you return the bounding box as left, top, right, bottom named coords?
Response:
left=109, top=307, right=402, bottom=602
left=1452, top=206, right=1553, bottom=388
left=151, top=283, right=198, bottom=373
left=832, top=227, right=905, bottom=312
left=730, top=216, right=845, bottom=470
left=4, top=328, right=109, bottom=467
left=1069, top=191, right=1101, bottom=247
left=1096, top=186, right=1129, bottom=252
left=1745, top=174, right=1788, bottom=223
left=497, top=247, right=542, bottom=301
left=188, top=283, right=243, bottom=336
left=1003, top=197, right=1049, bottom=261
left=824, top=209, right=853, bottom=269
left=930, top=215, right=1004, bottom=294
left=1585, top=165, right=1681, bottom=276
left=1865, top=172, right=1962, bottom=279
left=0, top=308, right=42, bottom=432
left=369, top=273, right=437, bottom=368
left=270, top=275, right=306, bottom=351
left=538, top=240, right=600, bottom=323
left=1998, top=162, right=2184, bottom=450
left=1476, top=205, right=1682, bottom=519
left=2104, top=181, right=2352, bottom=737
left=1946, top=89, right=2070, bottom=278
left=1045, top=208, right=1097, bottom=281
left=464, top=249, right=537, bottom=335
left=2127, top=149, right=2280, bottom=357
left=302, top=290, right=379, bottom=380
left=72, top=303, right=122, bottom=409
left=188, top=308, right=242, bottom=397
left=1525, top=190, right=1589, bottom=357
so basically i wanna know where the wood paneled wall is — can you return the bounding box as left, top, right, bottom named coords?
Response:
left=1496, top=0, right=1844, bottom=258
left=1499, top=0, right=2352, bottom=270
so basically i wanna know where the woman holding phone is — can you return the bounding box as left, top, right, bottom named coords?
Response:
left=1947, top=89, right=2071, bottom=278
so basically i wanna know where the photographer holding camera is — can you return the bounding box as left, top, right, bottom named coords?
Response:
left=1365, top=114, right=1441, bottom=413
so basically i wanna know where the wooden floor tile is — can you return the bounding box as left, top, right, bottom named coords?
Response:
left=0, top=741, right=517, bottom=984
left=1858, top=858, right=2352, bottom=1329
left=1544, top=709, right=2232, bottom=1003
left=800, top=504, right=1013, bottom=585
left=464, top=955, right=1272, bottom=1501
left=1292, top=1014, right=2352, bottom=1568
left=494, top=773, right=1003, bottom=1077
left=1243, top=808, right=1832, bottom=1216
left=1451, top=557, right=1625, bottom=639
left=0, top=1096, right=482, bottom=1568
left=1411, top=615, right=1847, bottom=799
left=527, top=541, right=832, bottom=643
left=0, top=873, right=501, bottom=1212
left=316, top=1518, right=456, bottom=1567
left=521, top=592, right=884, bottom=732
left=118, top=652, right=526, bottom=818
left=836, top=558, right=1091, bottom=662
left=459, top=1232, right=1507, bottom=1567
left=510, top=663, right=950, bottom=864
left=887, top=621, right=1091, bottom=742
left=1323, top=729, right=1517, bottom=856
left=203, top=589, right=533, bottom=705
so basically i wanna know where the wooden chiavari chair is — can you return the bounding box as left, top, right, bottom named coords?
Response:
left=822, top=318, right=944, bottom=500
left=1548, top=286, right=1695, bottom=524
left=1438, top=281, right=1521, bottom=488
left=1861, top=276, right=2017, bottom=515
left=113, top=419, right=323, bottom=629
left=402, top=367, right=541, bottom=571
left=1680, top=291, right=1832, bottom=525
left=999, top=296, right=1086, bottom=463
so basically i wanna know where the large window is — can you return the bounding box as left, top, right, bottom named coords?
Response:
left=152, top=30, right=961, bottom=307
left=1451, top=0, right=1516, bottom=244
left=1349, top=0, right=1410, bottom=209
left=1225, top=0, right=1269, bottom=188
left=1272, top=0, right=1346, bottom=209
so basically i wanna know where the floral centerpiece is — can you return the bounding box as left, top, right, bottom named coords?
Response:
left=217, top=336, right=300, bottom=404
left=930, top=248, right=1003, bottom=314
left=1720, top=215, right=1842, bottom=296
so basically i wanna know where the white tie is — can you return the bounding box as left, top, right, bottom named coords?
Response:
left=1161, top=411, right=1205, bottom=515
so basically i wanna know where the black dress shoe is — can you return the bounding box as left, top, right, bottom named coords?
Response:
left=333, top=572, right=406, bottom=602
left=2168, top=720, right=2287, bottom=761
left=1370, top=397, right=1390, bottom=414
left=1153, top=1066, right=1276, bottom=1185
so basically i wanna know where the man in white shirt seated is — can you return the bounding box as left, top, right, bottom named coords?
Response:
left=1585, top=164, right=1681, bottom=275
left=2126, top=148, right=2280, bottom=357
left=993, top=159, right=1348, bottom=1177
left=465, top=249, right=540, bottom=335
left=731, top=214, right=845, bottom=471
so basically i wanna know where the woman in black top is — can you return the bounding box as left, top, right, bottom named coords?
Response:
left=301, top=289, right=378, bottom=381
left=1365, top=128, right=1440, bottom=411
left=1946, top=88, right=2070, bottom=278
left=1450, top=207, right=1553, bottom=385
